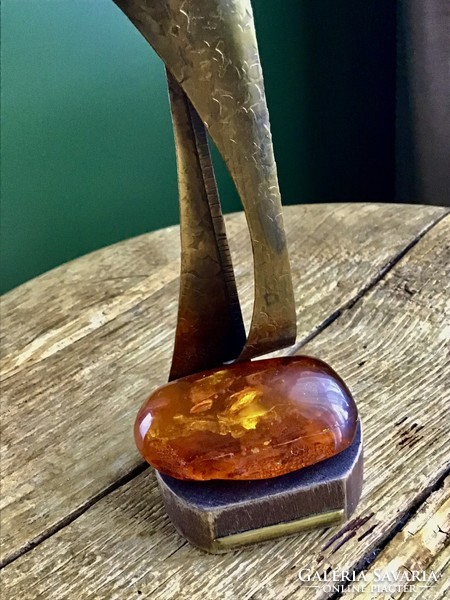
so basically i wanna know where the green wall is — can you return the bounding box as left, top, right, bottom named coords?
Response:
left=0, top=1, right=396, bottom=294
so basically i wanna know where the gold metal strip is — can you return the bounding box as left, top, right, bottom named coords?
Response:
left=212, top=510, right=345, bottom=551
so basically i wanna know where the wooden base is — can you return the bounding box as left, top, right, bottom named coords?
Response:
left=157, top=421, right=363, bottom=553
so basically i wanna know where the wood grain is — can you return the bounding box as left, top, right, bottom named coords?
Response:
left=1, top=204, right=448, bottom=599
left=343, top=477, right=450, bottom=599
left=2, top=203, right=444, bottom=565
left=0, top=203, right=444, bottom=566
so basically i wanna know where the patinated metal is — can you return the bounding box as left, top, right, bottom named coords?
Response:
left=114, top=0, right=297, bottom=365
left=166, top=72, right=245, bottom=379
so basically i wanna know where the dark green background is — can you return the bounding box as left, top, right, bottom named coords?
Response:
left=1, top=0, right=396, bottom=294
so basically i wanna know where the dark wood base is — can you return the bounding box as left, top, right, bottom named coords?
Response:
left=157, top=421, right=363, bottom=553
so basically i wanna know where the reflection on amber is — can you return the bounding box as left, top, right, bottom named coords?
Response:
left=135, top=356, right=358, bottom=480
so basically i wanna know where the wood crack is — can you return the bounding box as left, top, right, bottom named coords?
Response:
left=1, top=211, right=447, bottom=575
left=289, top=210, right=449, bottom=355
left=0, top=463, right=149, bottom=570
left=329, top=466, right=450, bottom=600
left=2, top=205, right=449, bottom=599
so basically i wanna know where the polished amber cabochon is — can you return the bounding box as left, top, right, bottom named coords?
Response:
left=135, top=356, right=358, bottom=480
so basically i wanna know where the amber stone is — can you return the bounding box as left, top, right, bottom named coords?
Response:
left=135, top=355, right=358, bottom=480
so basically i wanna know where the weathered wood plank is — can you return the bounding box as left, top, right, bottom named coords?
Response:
left=0, top=204, right=445, bottom=565
left=2, top=203, right=444, bottom=564
left=248, top=216, right=450, bottom=600
left=342, top=477, right=450, bottom=599
left=0, top=224, right=181, bottom=360
left=1, top=210, right=448, bottom=599
left=409, top=546, right=450, bottom=600
left=0, top=203, right=443, bottom=375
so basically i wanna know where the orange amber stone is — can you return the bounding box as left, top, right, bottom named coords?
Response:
left=135, top=356, right=358, bottom=480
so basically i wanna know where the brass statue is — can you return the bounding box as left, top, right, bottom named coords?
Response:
left=115, top=0, right=362, bottom=553
left=114, top=0, right=297, bottom=378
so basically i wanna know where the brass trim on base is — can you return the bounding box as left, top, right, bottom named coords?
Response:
left=212, top=509, right=345, bottom=552
left=157, top=422, right=363, bottom=553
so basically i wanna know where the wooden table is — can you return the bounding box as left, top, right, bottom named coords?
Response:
left=1, top=203, right=449, bottom=599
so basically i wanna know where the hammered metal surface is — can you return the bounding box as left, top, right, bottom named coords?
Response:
left=167, top=72, right=246, bottom=379
left=114, top=0, right=297, bottom=361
